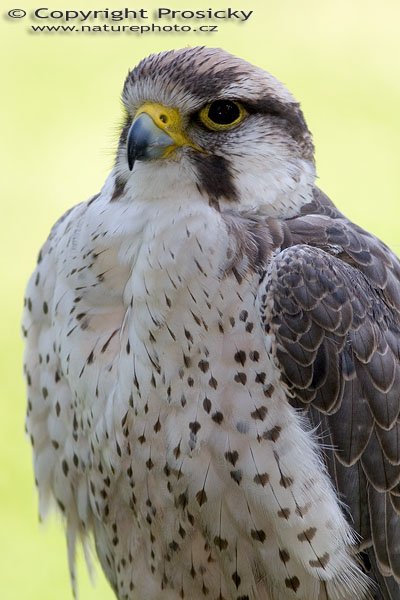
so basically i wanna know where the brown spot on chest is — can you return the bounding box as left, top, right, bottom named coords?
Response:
left=285, top=576, right=300, bottom=592
left=254, top=472, right=269, bottom=486
left=298, top=526, right=317, bottom=542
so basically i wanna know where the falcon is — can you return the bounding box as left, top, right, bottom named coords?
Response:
left=23, top=47, right=400, bottom=600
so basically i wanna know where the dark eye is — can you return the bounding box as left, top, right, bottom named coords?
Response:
left=198, top=100, right=247, bottom=131
left=208, top=101, right=240, bottom=125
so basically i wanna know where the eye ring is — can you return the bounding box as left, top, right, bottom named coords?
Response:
left=198, top=100, right=247, bottom=131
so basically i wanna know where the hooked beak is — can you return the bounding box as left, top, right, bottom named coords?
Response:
left=126, top=102, right=203, bottom=171
left=127, top=113, right=174, bottom=170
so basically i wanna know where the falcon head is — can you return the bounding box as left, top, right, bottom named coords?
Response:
left=114, top=47, right=315, bottom=216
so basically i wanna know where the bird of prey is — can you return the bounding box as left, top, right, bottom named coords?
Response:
left=23, top=47, right=400, bottom=600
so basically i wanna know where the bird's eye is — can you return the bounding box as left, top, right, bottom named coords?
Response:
left=198, top=100, right=247, bottom=131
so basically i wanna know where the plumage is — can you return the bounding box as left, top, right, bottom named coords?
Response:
left=23, top=47, right=400, bottom=600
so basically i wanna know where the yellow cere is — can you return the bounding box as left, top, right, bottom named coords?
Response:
left=135, top=102, right=204, bottom=155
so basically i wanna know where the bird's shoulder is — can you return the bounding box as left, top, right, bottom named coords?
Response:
left=281, top=186, right=400, bottom=302
left=263, top=185, right=400, bottom=418
left=259, top=187, right=400, bottom=593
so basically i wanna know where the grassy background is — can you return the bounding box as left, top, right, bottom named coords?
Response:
left=1, top=0, right=399, bottom=597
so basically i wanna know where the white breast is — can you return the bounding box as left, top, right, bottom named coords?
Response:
left=31, top=176, right=368, bottom=599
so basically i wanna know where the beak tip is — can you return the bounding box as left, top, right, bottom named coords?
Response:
left=127, top=134, right=135, bottom=171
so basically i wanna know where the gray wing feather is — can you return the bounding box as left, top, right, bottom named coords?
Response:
left=261, top=188, right=400, bottom=597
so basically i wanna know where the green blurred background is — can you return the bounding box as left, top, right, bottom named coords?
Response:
left=1, top=0, right=399, bottom=597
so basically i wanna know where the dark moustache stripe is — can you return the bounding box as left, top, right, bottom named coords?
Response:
left=191, top=153, right=238, bottom=205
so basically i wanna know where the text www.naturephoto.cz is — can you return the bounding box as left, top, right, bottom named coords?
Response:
left=30, top=23, right=220, bottom=33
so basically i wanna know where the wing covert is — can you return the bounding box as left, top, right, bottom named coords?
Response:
left=260, top=239, right=400, bottom=596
